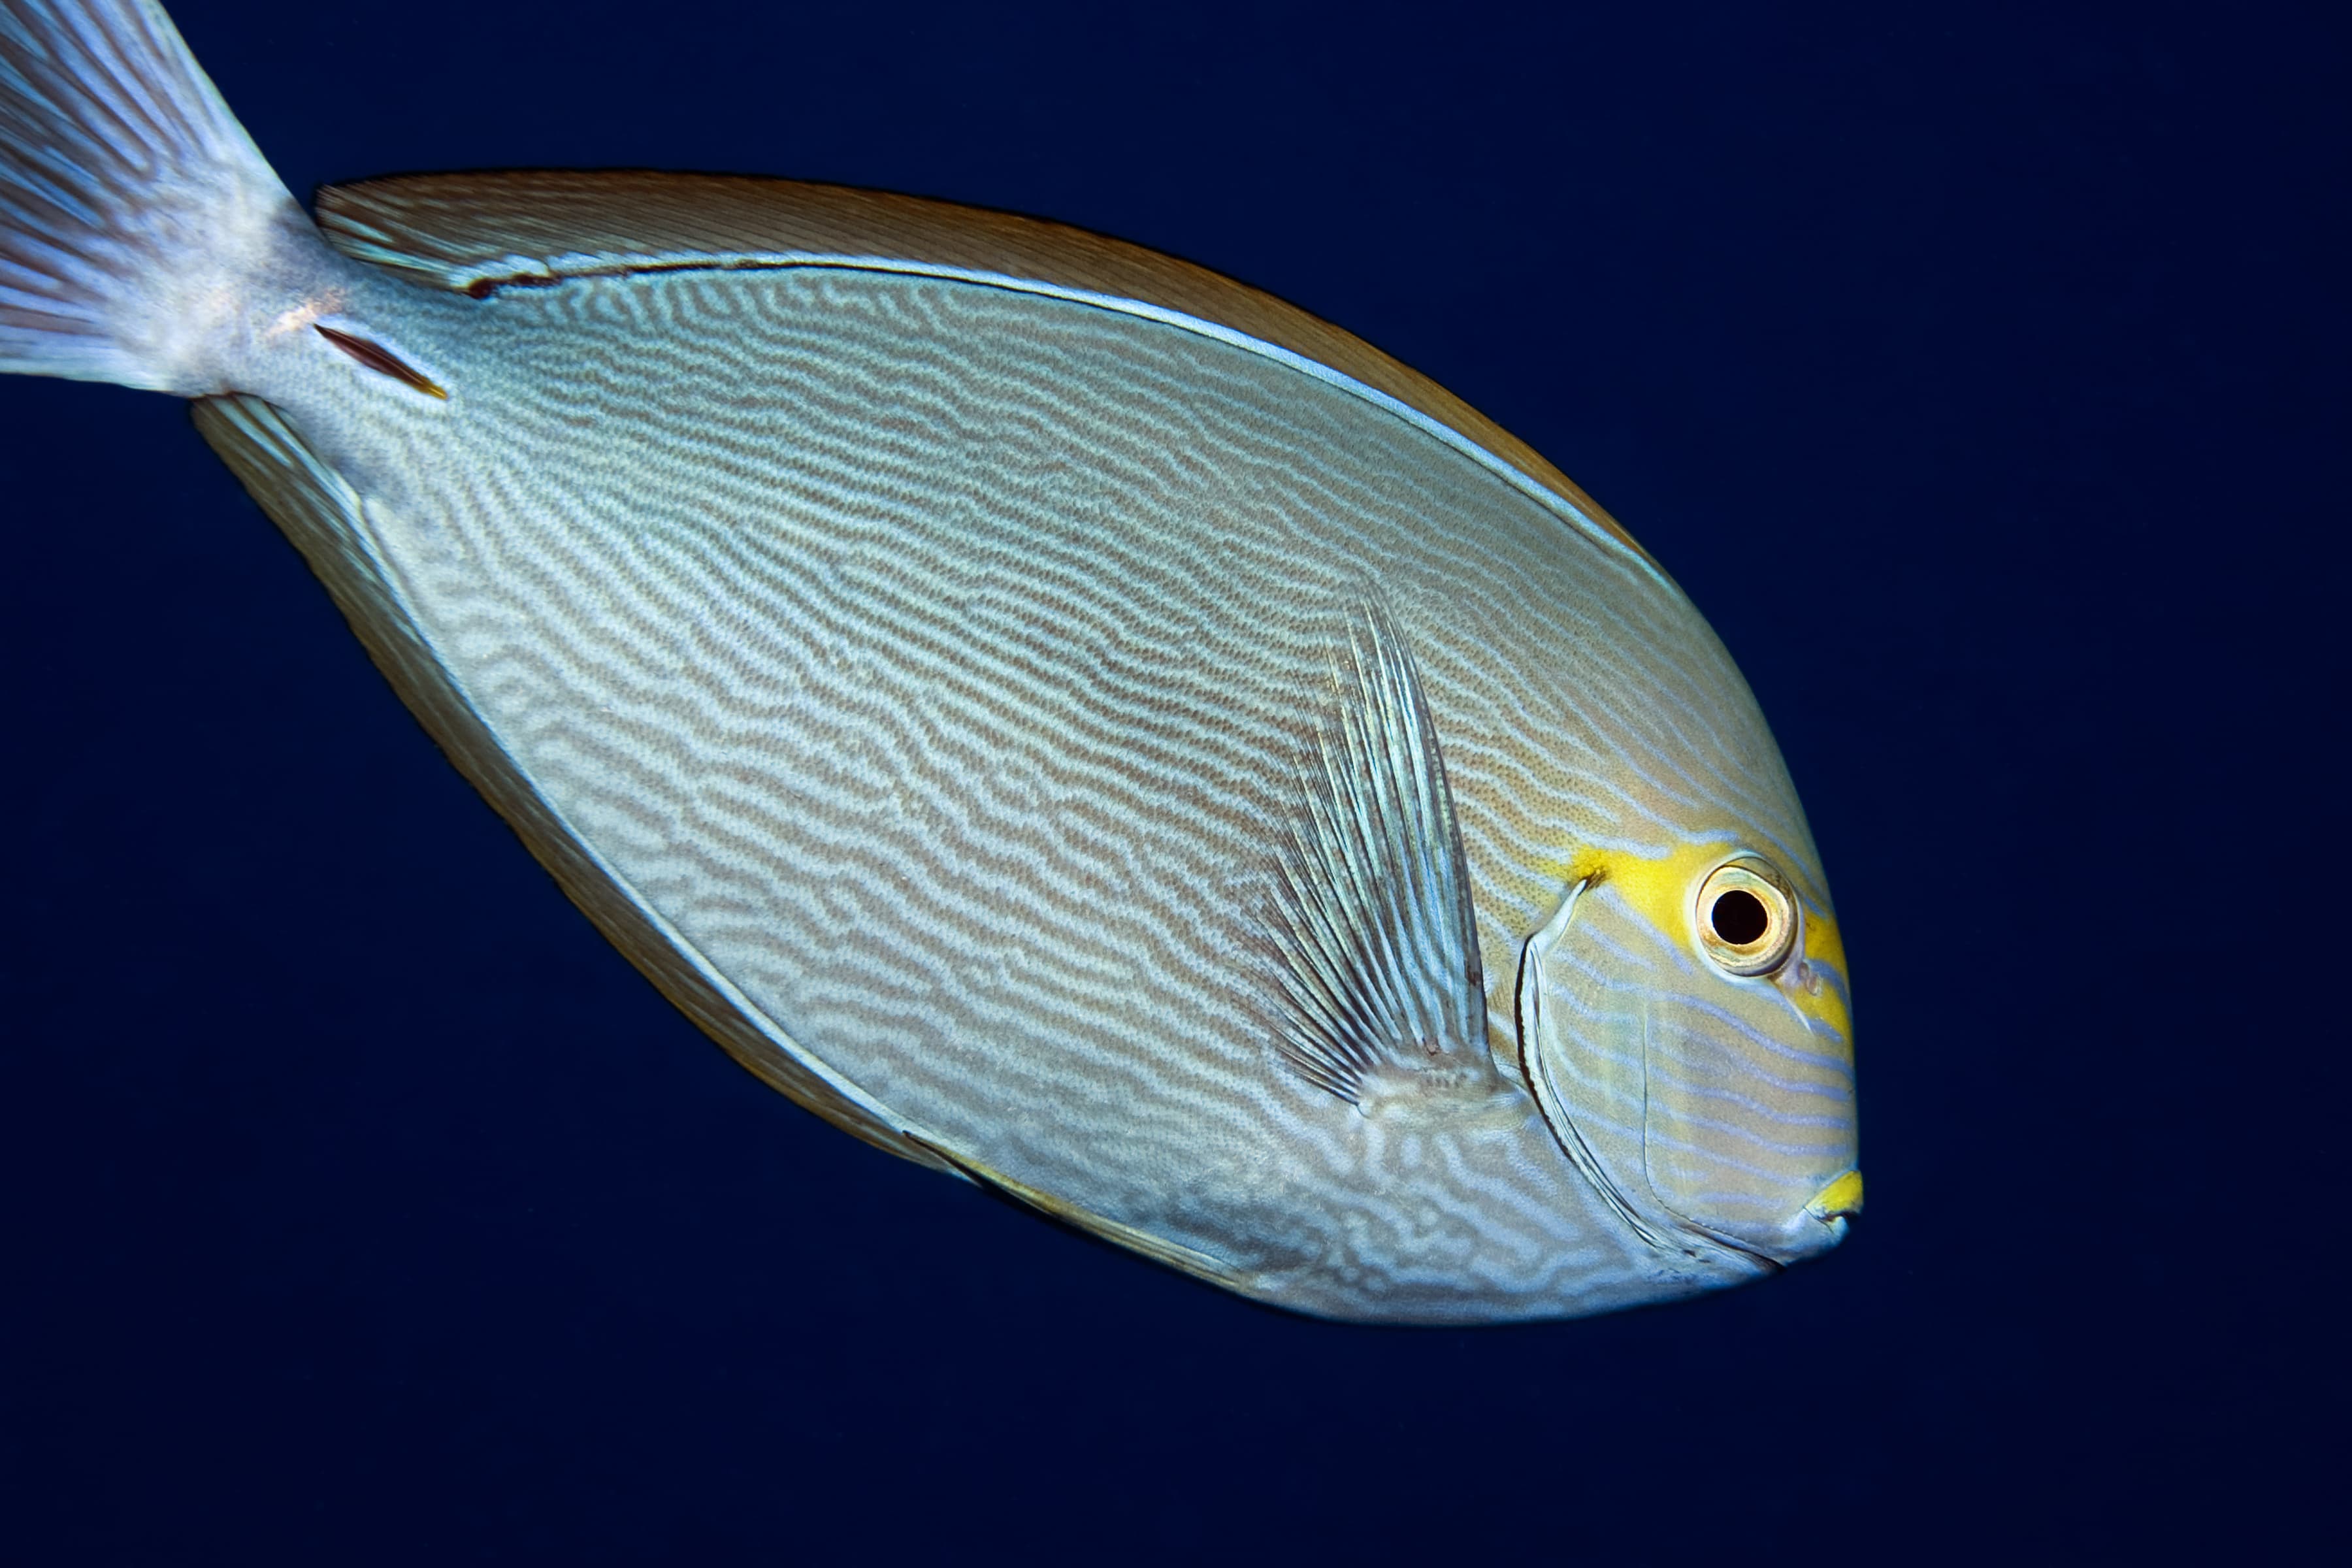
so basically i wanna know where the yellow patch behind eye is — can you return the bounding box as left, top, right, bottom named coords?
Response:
left=1540, top=840, right=1731, bottom=947
left=1796, top=905, right=1853, bottom=1043
left=1534, top=840, right=1853, bottom=1046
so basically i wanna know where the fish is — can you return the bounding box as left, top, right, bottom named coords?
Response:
left=0, top=0, right=1859, bottom=1323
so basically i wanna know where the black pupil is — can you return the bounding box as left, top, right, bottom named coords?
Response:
left=1712, top=889, right=1770, bottom=945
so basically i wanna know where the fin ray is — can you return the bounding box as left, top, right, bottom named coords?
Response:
left=1256, top=602, right=1492, bottom=1106
left=0, top=0, right=297, bottom=390
left=310, top=169, right=1653, bottom=565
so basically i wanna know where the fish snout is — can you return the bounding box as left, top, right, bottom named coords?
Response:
left=1753, top=1169, right=1865, bottom=1261
left=1792, top=1168, right=1865, bottom=1250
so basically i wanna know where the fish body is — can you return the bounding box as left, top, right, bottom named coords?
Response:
left=1, top=1, right=1858, bottom=1321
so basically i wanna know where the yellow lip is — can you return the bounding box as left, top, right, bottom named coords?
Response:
left=1806, top=1169, right=1865, bottom=1222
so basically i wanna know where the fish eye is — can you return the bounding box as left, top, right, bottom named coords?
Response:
left=1696, top=858, right=1799, bottom=977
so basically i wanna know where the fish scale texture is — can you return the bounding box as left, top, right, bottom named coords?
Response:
left=1, top=0, right=1855, bottom=1321
left=259, top=258, right=1809, bottom=1318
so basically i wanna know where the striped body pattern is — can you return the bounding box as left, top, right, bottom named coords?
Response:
left=1, top=0, right=1858, bottom=1322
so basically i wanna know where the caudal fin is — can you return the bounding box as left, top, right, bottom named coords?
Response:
left=1, top=0, right=298, bottom=393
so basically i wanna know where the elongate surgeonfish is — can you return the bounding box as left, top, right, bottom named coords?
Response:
left=0, top=0, right=1860, bottom=1322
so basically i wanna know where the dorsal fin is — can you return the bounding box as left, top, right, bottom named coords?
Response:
left=310, top=169, right=1652, bottom=566
left=1255, top=601, right=1494, bottom=1108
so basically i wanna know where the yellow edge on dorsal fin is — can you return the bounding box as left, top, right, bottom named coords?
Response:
left=311, top=169, right=1659, bottom=572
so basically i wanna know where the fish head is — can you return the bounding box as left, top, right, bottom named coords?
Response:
left=1516, top=826, right=1859, bottom=1270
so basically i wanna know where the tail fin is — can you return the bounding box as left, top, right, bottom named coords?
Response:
left=1, top=0, right=299, bottom=393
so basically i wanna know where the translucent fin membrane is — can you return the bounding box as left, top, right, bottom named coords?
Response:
left=1255, top=600, right=1492, bottom=1106
left=0, top=0, right=291, bottom=390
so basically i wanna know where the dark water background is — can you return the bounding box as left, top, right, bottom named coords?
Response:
left=2, top=1, right=2337, bottom=1558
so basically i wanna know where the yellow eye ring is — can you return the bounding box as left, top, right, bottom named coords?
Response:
left=1695, top=857, right=1799, bottom=977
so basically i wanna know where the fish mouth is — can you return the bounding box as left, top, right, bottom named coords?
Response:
left=1516, top=875, right=1863, bottom=1267
left=1697, top=1170, right=1863, bottom=1267
left=1801, top=1168, right=1865, bottom=1244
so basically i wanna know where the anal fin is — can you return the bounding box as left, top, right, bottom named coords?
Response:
left=191, top=394, right=950, bottom=1177
left=904, top=1134, right=1244, bottom=1290
left=1254, top=601, right=1494, bottom=1108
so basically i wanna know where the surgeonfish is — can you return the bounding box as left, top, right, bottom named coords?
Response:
left=0, top=0, right=1860, bottom=1323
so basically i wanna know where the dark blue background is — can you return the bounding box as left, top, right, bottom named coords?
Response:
left=3, top=1, right=2337, bottom=1558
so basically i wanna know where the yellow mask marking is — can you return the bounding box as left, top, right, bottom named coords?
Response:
left=1793, top=903, right=1852, bottom=1043
left=1535, top=840, right=1853, bottom=1046
left=1540, top=840, right=1723, bottom=943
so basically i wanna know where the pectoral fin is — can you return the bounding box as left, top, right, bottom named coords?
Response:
left=1253, top=601, right=1494, bottom=1107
